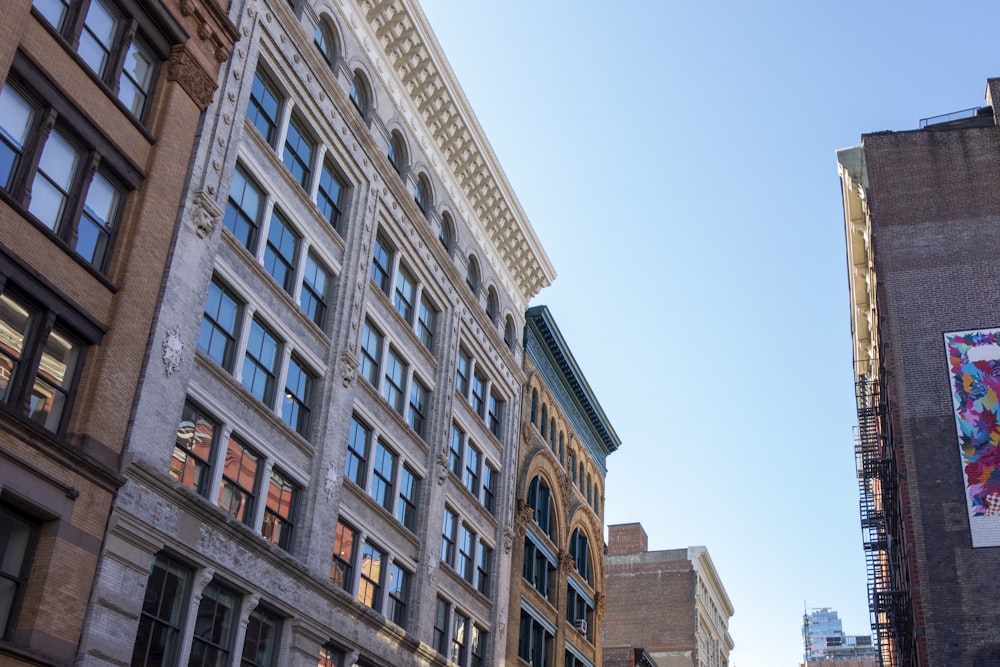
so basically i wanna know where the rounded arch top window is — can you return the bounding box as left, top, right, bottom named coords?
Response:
left=314, top=20, right=337, bottom=68
left=486, top=287, right=499, bottom=323
left=439, top=212, right=455, bottom=253
left=527, top=475, right=554, bottom=539
left=570, top=527, right=592, bottom=584
left=466, top=254, right=480, bottom=293
left=414, top=173, right=432, bottom=216
left=504, top=315, right=517, bottom=351
left=388, top=130, right=406, bottom=176
left=349, top=70, right=369, bottom=116
left=530, top=388, right=538, bottom=424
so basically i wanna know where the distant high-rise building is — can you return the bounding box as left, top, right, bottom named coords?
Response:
left=803, top=607, right=876, bottom=662
left=838, top=78, right=1000, bottom=666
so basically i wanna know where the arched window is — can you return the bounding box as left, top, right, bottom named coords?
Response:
left=530, top=389, right=538, bottom=425
left=592, top=483, right=600, bottom=513
left=387, top=130, right=406, bottom=176
left=548, top=419, right=556, bottom=449
left=504, top=315, right=517, bottom=351
left=540, top=405, right=548, bottom=437
left=314, top=20, right=336, bottom=68
left=558, top=433, right=564, bottom=465
left=466, top=255, right=480, bottom=293
left=439, top=211, right=455, bottom=253
left=570, top=528, right=592, bottom=584
left=486, top=287, right=499, bottom=323
left=349, top=70, right=369, bottom=116
left=414, top=173, right=432, bottom=215
left=527, top=475, right=553, bottom=538
left=586, top=474, right=592, bottom=504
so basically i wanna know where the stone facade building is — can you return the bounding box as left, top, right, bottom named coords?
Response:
left=506, top=305, right=621, bottom=667
left=603, top=523, right=733, bottom=667
left=0, top=0, right=235, bottom=664
left=837, top=78, right=1000, bottom=667
left=73, top=0, right=555, bottom=665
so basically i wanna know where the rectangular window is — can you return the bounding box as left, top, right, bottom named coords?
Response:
left=300, top=252, right=331, bottom=327
left=118, top=38, right=156, bottom=117
left=357, top=542, right=383, bottom=612
left=440, top=508, right=456, bottom=565
left=370, top=441, right=396, bottom=512
left=281, top=356, right=313, bottom=437
left=330, top=520, right=356, bottom=591
left=417, top=296, right=436, bottom=350
left=198, top=276, right=242, bottom=371
left=387, top=563, right=410, bottom=628
left=370, top=234, right=391, bottom=294
left=457, top=523, right=474, bottom=582
left=241, top=606, right=281, bottom=667
left=282, top=114, right=314, bottom=189
left=451, top=610, right=469, bottom=666
left=523, top=537, right=553, bottom=601
left=131, top=553, right=190, bottom=666
left=359, top=320, right=382, bottom=386
left=224, top=165, right=264, bottom=251
left=0, top=287, right=85, bottom=432
left=248, top=68, right=281, bottom=146
left=481, top=462, right=496, bottom=514
left=217, top=436, right=259, bottom=524
left=455, top=349, right=470, bottom=396
left=518, top=611, right=552, bottom=667
left=170, top=401, right=217, bottom=494
left=407, top=377, right=428, bottom=437
left=344, top=416, right=370, bottom=487
left=470, top=626, right=486, bottom=667
left=471, top=372, right=486, bottom=417
left=449, top=425, right=464, bottom=477
left=488, top=391, right=503, bottom=437
left=382, top=347, right=406, bottom=413
left=0, top=504, right=39, bottom=641
left=189, top=581, right=237, bottom=666
left=476, top=541, right=492, bottom=596
left=262, top=468, right=297, bottom=551
left=433, top=598, right=450, bottom=656
left=0, top=84, right=33, bottom=190
left=263, top=211, right=300, bottom=294
left=396, top=465, right=418, bottom=532
left=464, top=445, right=480, bottom=495
left=316, top=159, right=345, bottom=231
left=242, top=319, right=281, bottom=406
left=393, top=265, right=416, bottom=323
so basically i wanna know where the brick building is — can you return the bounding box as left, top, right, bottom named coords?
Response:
left=603, top=523, right=733, bottom=667
left=0, top=0, right=235, bottom=664
left=75, top=0, right=555, bottom=665
left=506, top=305, right=621, bottom=667
left=837, top=78, right=1000, bottom=667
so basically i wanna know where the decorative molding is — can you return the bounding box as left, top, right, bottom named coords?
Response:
left=513, top=499, right=532, bottom=537
left=167, top=44, right=218, bottom=110
left=162, top=326, right=184, bottom=376
left=190, top=189, right=223, bottom=238
left=339, top=351, right=359, bottom=387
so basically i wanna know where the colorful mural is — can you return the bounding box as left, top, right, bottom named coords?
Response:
left=945, top=328, right=1000, bottom=546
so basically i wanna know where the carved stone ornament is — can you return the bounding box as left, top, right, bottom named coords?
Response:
left=162, top=326, right=184, bottom=376
left=558, top=550, right=574, bottom=574
left=167, top=44, right=217, bottom=110
left=324, top=464, right=339, bottom=501
left=340, top=352, right=359, bottom=388
left=503, top=528, right=515, bottom=554
left=191, top=190, right=222, bottom=239
left=436, top=453, right=449, bottom=485
left=513, top=499, right=533, bottom=537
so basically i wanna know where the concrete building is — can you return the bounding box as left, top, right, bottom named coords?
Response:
left=506, top=305, right=621, bottom=667
left=74, top=0, right=554, bottom=665
left=838, top=78, right=1000, bottom=667
left=802, top=607, right=876, bottom=663
left=0, top=0, right=235, bottom=664
left=603, top=523, right=733, bottom=667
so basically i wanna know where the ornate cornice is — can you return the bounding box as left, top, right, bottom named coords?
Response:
left=353, top=0, right=556, bottom=306
left=167, top=44, right=218, bottom=110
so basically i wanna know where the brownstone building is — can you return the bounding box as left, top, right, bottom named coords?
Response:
left=838, top=78, right=1000, bottom=667
left=603, top=523, right=733, bottom=667
left=0, top=0, right=235, bottom=663
left=507, top=305, right=620, bottom=667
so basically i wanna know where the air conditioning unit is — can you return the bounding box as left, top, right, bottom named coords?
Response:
left=575, top=618, right=588, bottom=634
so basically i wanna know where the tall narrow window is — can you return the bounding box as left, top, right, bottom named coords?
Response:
left=433, top=598, right=450, bottom=656
left=370, top=234, right=391, bottom=293
left=316, top=159, right=345, bottom=232
left=344, top=417, right=370, bottom=487
left=118, top=39, right=156, bottom=117
left=77, top=0, right=118, bottom=77
left=370, top=441, right=396, bottom=512
left=393, top=265, right=416, bottom=323
left=396, top=465, right=419, bottom=531
left=282, top=356, right=313, bottom=437
left=0, top=86, right=33, bottom=190
left=248, top=69, right=281, bottom=146
left=466, top=255, right=480, bottom=293
left=359, top=320, right=382, bottom=386
left=263, top=211, right=300, bottom=294
left=449, top=425, right=464, bottom=477
left=455, top=349, right=470, bottom=396
left=439, top=212, right=454, bottom=253
left=527, top=476, right=553, bottom=538
left=476, top=542, right=492, bottom=596
left=417, top=297, right=436, bottom=350
left=170, top=401, right=217, bottom=494
left=300, top=252, right=331, bottom=327
left=470, top=372, right=486, bottom=417
left=382, top=347, right=406, bottom=413
left=414, top=173, right=431, bottom=215
left=457, top=524, right=474, bottom=581
left=314, top=21, right=335, bottom=68
left=470, top=626, right=486, bottom=667
left=224, top=165, right=264, bottom=251
left=349, top=70, right=368, bottom=116
left=131, top=553, right=190, bottom=667
left=504, top=316, right=517, bottom=351
left=282, top=114, right=314, bottom=189
left=387, top=563, right=410, bottom=627
left=407, top=377, right=428, bottom=437
left=450, top=611, right=469, bottom=666
left=388, top=131, right=405, bottom=176
left=217, top=437, right=260, bottom=524
left=358, top=542, right=384, bottom=611
left=481, top=462, right=496, bottom=514
left=262, top=469, right=297, bottom=550
left=464, top=445, right=480, bottom=495
left=570, top=528, right=592, bottom=584
left=330, top=520, right=357, bottom=590
left=242, top=606, right=281, bottom=667
left=28, top=131, right=79, bottom=232
left=486, top=287, right=499, bottom=323
left=189, top=581, right=237, bottom=667
left=488, top=391, right=503, bottom=437
left=198, top=277, right=242, bottom=371
left=441, top=508, right=457, bottom=565
left=0, top=505, right=37, bottom=640
left=242, top=319, right=281, bottom=406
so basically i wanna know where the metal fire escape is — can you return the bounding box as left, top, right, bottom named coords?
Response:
left=854, top=373, right=912, bottom=667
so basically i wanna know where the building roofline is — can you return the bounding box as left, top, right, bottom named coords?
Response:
left=525, top=305, right=621, bottom=455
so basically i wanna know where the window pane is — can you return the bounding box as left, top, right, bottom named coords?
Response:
left=0, top=293, right=30, bottom=404
left=29, top=131, right=79, bottom=230
left=118, top=39, right=156, bottom=117
left=281, top=357, right=312, bottom=437
left=357, top=542, right=383, bottom=611
left=262, top=469, right=296, bottom=550
left=370, top=441, right=396, bottom=511
left=224, top=167, right=264, bottom=251
left=78, top=0, right=119, bottom=77
left=282, top=117, right=314, bottom=189
left=170, top=402, right=216, bottom=494
left=263, top=212, right=299, bottom=293
left=300, top=253, right=330, bottom=326
left=248, top=71, right=280, bottom=145
left=199, top=278, right=242, bottom=370
left=359, top=321, right=381, bottom=385
left=76, top=171, right=121, bottom=267
left=381, top=348, right=405, bottom=413
left=32, top=0, right=70, bottom=29
left=28, top=327, right=80, bottom=431
left=330, top=520, right=356, bottom=590
left=316, top=161, right=343, bottom=230
left=241, top=607, right=280, bottom=667
left=241, top=320, right=280, bottom=405
left=189, top=582, right=237, bottom=667
left=131, top=554, right=189, bottom=667
left=0, top=85, right=33, bottom=190
left=217, top=437, right=259, bottom=524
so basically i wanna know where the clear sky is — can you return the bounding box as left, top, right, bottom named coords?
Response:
left=416, top=2, right=999, bottom=666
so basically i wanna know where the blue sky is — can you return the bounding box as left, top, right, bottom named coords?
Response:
left=417, top=2, right=999, bottom=665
